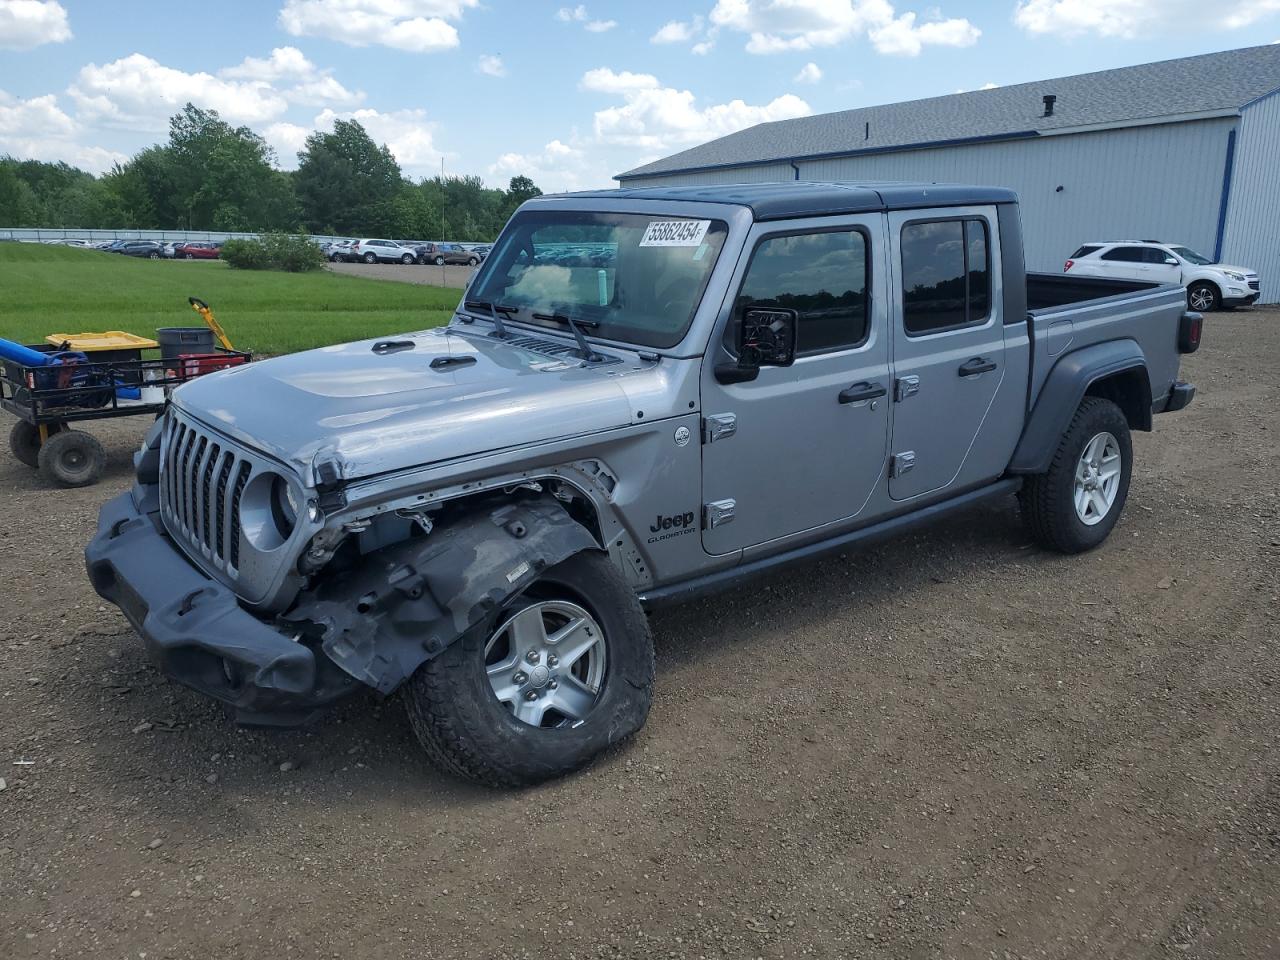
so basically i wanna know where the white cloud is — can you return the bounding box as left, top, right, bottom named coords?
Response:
left=556, top=5, right=616, bottom=32
left=220, top=46, right=363, bottom=107
left=1014, top=0, right=1280, bottom=37
left=580, top=68, right=662, bottom=94
left=279, top=0, right=477, bottom=52
left=264, top=121, right=312, bottom=166
left=794, top=61, right=822, bottom=82
left=709, top=0, right=981, bottom=56
left=476, top=54, right=506, bottom=77
left=651, top=16, right=704, bottom=43
left=314, top=106, right=441, bottom=173
left=488, top=138, right=610, bottom=192
left=0, top=0, right=70, bottom=50
left=869, top=11, right=979, bottom=55
left=581, top=67, right=812, bottom=150
left=0, top=89, right=125, bottom=173
left=69, top=54, right=290, bottom=131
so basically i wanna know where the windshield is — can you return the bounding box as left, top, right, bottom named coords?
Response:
left=1171, top=246, right=1214, bottom=265
left=467, top=210, right=730, bottom=349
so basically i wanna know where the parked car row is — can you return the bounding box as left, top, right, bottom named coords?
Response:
left=323, top=238, right=488, bottom=266
left=1064, top=239, right=1259, bottom=311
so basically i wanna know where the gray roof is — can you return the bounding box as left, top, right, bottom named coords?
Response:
left=542, top=181, right=1017, bottom=220
left=618, top=44, right=1280, bottom=181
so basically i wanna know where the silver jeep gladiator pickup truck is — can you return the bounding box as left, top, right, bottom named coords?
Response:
left=86, top=182, right=1200, bottom=786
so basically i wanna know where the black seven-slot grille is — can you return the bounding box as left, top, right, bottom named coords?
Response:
left=160, top=413, right=253, bottom=573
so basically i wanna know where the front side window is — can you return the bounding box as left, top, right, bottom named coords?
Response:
left=468, top=210, right=730, bottom=349
left=901, top=219, right=991, bottom=336
left=734, top=230, right=870, bottom=355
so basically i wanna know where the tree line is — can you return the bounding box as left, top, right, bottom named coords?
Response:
left=0, top=104, right=544, bottom=242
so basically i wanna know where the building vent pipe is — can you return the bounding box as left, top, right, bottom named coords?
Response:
left=1043, top=94, right=1056, bottom=117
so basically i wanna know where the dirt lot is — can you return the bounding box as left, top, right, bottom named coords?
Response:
left=326, top=260, right=476, bottom=288
left=2, top=308, right=1278, bottom=960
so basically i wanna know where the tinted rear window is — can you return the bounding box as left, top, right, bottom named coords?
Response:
left=1101, top=246, right=1146, bottom=263
left=1070, top=245, right=1102, bottom=259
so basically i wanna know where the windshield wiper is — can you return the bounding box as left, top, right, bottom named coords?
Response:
left=462, top=299, right=518, bottom=339
left=531, top=310, right=603, bottom=362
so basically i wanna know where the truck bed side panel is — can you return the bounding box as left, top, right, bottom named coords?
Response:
left=1026, top=279, right=1186, bottom=410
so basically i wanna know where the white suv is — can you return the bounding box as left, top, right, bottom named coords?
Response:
left=349, top=239, right=417, bottom=265
left=1064, top=241, right=1259, bottom=311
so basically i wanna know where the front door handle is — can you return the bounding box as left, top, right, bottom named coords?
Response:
left=958, top=357, right=997, bottom=377
left=838, top=382, right=887, bottom=404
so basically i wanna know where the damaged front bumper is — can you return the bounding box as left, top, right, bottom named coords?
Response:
left=84, top=488, right=361, bottom=725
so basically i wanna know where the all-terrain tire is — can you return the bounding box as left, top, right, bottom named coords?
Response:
left=1019, top=397, right=1132, bottom=554
left=37, top=429, right=105, bottom=487
left=9, top=420, right=50, bottom=468
left=403, top=550, right=654, bottom=787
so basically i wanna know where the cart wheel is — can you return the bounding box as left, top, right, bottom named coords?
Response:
left=37, top=430, right=105, bottom=487
left=9, top=421, right=61, bottom=469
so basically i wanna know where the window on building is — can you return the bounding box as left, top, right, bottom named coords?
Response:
left=735, top=230, right=870, bottom=355
left=901, top=219, right=991, bottom=336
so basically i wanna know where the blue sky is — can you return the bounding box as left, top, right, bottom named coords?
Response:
left=2, top=0, right=1279, bottom=191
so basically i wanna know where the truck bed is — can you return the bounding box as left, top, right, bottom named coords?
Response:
left=1022, top=272, right=1187, bottom=413
left=1027, top=272, right=1159, bottom=313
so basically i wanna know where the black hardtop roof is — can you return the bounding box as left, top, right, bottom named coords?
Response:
left=539, top=181, right=1018, bottom=221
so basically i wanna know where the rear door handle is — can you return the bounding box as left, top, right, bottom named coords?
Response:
left=838, top=382, right=887, bottom=404
left=958, top=357, right=997, bottom=377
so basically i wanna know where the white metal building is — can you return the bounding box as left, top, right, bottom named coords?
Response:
left=617, top=45, right=1280, bottom=303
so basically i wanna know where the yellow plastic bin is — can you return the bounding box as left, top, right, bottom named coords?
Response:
left=45, top=331, right=160, bottom=383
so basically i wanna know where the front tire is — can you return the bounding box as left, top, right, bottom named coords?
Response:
left=37, top=429, right=105, bottom=487
left=1019, top=397, right=1132, bottom=554
left=1188, top=282, right=1219, bottom=312
left=404, top=550, right=654, bottom=787
left=468, top=257, right=479, bottom=266
left=400, top=253, right=414, bottom=264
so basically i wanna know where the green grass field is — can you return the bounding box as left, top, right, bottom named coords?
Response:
left=0, top=244, right=457, bottom=355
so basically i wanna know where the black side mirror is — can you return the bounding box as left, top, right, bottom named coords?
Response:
left=714, top=306, right=799, bottom=385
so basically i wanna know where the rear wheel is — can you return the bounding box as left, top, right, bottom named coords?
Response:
left=37, top=429, right=105, bottom=487
left=434, top=255, right=445, bottom=266
left=184, top=253, right=195, bottom=260
left=363, top=252, right=377, bottom=264
left=1188, top=282, right=1219, bottom=312
left=9, top=420, right=59, bottom=468
left=468, top=257, right=479, bottom=266
left=404, top=550, right=654, bottom=787
left=148, top=251, right=160, bottom=259
left=1019, top=397, right=1132, bottom=553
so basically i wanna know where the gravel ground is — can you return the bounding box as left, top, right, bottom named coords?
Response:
left=2, top=307, right=1278, bottom=959
left=326, top=260, right=476, bottom=288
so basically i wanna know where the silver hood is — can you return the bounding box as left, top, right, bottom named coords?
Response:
left=171, top=326, right=641, bottom=483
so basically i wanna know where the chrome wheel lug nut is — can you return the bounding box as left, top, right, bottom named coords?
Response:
left=548, top=679, right=558, bottom=690
left=526, top=650, right=540, bottom=664
left=513, top=672, right=527, bottom=685
left=547, top=655, right=559, bottom=667
left=525, top=690, right=538, bottom=701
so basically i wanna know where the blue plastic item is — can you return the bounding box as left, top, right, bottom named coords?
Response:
left=0, top=337, right=54, bottom=367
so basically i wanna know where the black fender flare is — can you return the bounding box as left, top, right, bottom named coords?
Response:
left=1009, top=339, right=1150, bottom=475
left=283, top=498, right=599, bottom=695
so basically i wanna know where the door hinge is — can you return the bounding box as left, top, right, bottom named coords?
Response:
left=703, top=499, right=736, bottom=529
left=890, top=452, right=916, bottom=478
left=702, top=413, right=737, bottom=444
left=895, top=375, right=920, bottom=402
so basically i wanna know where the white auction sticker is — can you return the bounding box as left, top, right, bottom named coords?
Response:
left=639, top=219, right=711, bottom=247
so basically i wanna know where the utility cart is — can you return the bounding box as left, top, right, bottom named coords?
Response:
left=2, top=338, right=250, bottom=487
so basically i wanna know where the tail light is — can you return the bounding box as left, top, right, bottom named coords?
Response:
left=1178, top=311, right=1203, bottom=354
left=1064, top=259, right=1074, bottom=272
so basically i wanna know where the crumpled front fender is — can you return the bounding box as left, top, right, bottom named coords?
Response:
left=283, top=498, right=599, bottom=695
